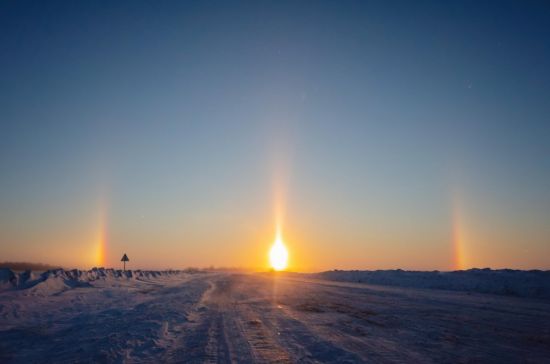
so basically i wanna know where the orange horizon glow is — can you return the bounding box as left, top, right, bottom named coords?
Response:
left=15, top=152, right=543, bottom=273
left=93, top=192, right=108, bottom=268
left=451, top=186, right=467, bottom=271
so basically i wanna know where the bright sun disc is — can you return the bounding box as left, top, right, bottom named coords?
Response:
left=269, top=237, right=288, bottom=271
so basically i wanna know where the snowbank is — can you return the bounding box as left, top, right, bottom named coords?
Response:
left=0, top=268, right=191, bottom=295
left=313, top=268, right=550, bottom=299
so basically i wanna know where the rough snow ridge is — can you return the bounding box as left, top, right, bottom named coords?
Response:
left=313, top=268, right=550, bottom=299
left=0, top=268, right=190, bottom=295
left=3, top=268, right=550, bottom=299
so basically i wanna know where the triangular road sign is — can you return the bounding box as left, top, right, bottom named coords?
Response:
left=121, top=253, right=129, bottom=271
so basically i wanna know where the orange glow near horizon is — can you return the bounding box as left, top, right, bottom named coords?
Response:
left=93, top=193, right=108, bottom=268
left=451, top=187, right=467, bottom=271
left=95, top=230, right=106, bottom=267
left=452, top=215, right=465, bottom=270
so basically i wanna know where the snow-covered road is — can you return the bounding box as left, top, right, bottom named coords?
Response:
left=1, top=271, right=549, bottom=363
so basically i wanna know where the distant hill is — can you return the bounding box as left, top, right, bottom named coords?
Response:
left=0, top=262, right=62, bottom=271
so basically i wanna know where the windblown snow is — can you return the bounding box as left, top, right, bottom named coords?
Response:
left=1, top=268, right=549, bottom=363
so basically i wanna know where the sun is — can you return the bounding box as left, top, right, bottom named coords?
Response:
left=269, top=235, right=288, bottom=271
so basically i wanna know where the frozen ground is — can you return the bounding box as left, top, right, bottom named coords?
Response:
left=1, top=269, right=549, bottom=363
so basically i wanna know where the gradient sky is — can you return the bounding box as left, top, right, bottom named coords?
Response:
left=1, top=0, right=549, bottom=271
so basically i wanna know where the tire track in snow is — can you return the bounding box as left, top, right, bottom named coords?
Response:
left=175, top=274, right=362, bottom=363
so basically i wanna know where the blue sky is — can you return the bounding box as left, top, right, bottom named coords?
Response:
left=1, top=0, right=549, bottom=270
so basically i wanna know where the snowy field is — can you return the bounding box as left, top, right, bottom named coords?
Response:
left=1, top=268, right=550, bottom=363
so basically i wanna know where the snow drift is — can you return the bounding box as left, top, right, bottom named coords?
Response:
left=313, top=268, right=550, bottom=299
left=0, top=267, right=189, bottom=295
left=3, top=267, right=549, bottom=299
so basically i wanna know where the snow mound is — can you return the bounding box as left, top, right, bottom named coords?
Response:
left=313, top=269, right=550, bottom=299
left=0, top=268, right=190, bottom=295
left=0, top=268, right=17, bottom=290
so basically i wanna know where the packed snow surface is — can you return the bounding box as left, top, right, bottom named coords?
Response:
left=1, top=268, right=549, bottom=363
